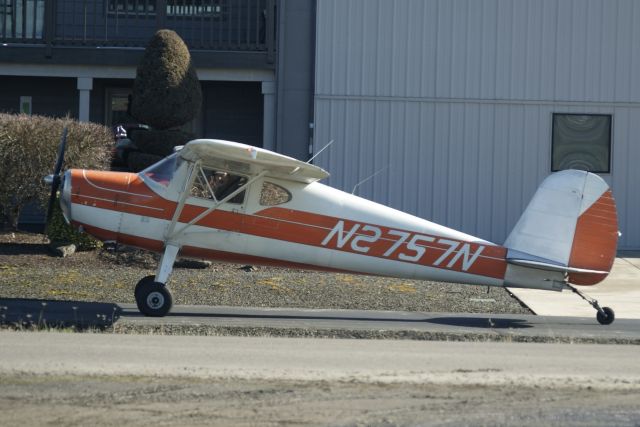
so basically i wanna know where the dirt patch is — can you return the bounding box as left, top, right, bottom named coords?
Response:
left=1, top=374, right=638, bottom=427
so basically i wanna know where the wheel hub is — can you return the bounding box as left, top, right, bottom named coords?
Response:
left=147, top=291, right=165, bottom=309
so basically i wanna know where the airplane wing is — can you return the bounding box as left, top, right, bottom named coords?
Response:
left=178, top=139, right=329, bottom=184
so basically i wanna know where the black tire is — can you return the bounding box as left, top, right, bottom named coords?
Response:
left=596, top=307, right=615, bottom=325
left=135, top=280, right=173, bottom=317
left=134, top=275, right=156, bottom=301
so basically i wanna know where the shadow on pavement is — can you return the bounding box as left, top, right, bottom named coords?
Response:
left=424, top=317, right=532, bottom=329
left=0, top=299, right=532, bottom=331
left=0, top=298, right=122, bottom=330
left=159, top=310, right=533, bottom=329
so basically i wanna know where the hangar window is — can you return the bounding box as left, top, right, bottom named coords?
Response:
left=259, top=182, right=291, bottom=206
left=552, top=114, right=611, bottom=173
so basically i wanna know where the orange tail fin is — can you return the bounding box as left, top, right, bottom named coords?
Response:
left=568, top=188, right=618, bottom=285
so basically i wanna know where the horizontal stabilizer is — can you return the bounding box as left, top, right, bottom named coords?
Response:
left=507, top=258, right=609, bottom=275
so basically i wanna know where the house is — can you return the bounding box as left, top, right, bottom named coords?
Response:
left=0, top=0, right=315, bottom=229
left=0, top=0, right=315, bottom=158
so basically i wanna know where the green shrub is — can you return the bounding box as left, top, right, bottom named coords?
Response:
left=46, top=195, right=101, bottom=250
left=130, top=29, right=202, bottom=130
left=0, top=113, right=112, bottom=229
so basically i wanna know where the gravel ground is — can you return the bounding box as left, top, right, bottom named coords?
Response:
left=0, top=231, right=531, bottom=315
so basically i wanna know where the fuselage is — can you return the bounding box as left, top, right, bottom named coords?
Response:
left=61, top=165, right=509, bottom=289
left=52, top=138, right=618, bottom=323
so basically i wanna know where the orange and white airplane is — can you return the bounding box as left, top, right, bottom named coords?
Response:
left=46, top=135, right=619, bottom=324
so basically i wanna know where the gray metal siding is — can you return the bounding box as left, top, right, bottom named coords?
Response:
left=316, top=0, right=640, bottom=102
left=314, top=0, right=640, bottom=249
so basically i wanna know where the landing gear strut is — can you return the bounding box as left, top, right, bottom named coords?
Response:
left=567, top=284, right=615, bottom=325
left=134, top=244, right=180, bottom=317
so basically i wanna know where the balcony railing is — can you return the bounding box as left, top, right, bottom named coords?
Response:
left=0, top=0, right=275, bottom=55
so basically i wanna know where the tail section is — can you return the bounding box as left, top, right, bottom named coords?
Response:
left=504, top=170, right=618, bottom=288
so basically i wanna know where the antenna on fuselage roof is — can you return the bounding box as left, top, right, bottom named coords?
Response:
left=352, top=164, right=391, bottom=195
left=306, top=139, right=335, bottom=164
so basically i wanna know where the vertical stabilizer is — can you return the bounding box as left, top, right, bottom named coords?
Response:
left=504, top=170, right=618, bottom=286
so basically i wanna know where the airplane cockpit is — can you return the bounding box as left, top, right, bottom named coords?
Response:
left=190, top=167, right=247, bottom=204
left=140, top=148, right=294, bottom=211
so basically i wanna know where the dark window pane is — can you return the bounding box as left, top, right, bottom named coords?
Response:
left=552, top=114, right=611, bottom=173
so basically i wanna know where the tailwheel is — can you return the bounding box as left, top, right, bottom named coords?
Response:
left=567, top=284, right=615, bottom=325
left=135, top=277, right=173, bottom=317
left=596, top=306, right=615, bottom=326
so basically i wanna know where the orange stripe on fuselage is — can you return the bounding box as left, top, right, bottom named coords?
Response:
left=70, top=170, right=508, bottom=280
left=255, top=207, right=508, bottom=280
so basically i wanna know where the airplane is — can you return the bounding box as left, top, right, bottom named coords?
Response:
left=45, top=130, right=620, bottom=324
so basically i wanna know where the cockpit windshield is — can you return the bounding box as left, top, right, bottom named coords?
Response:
left=141, top=153, right=181, bottom=187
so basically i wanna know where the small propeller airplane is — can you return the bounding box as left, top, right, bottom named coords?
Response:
left=45, top=130, right=620, bottom=324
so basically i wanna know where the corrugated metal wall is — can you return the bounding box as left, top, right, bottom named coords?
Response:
left=314, top=0, right=640, bottom=249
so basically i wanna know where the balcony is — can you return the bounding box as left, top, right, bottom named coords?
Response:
left=0, top=0, right=276, bottom=67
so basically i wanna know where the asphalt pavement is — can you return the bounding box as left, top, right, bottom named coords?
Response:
left=2, top=298, right=639, bottom=343
left=2, top=331, right=639, bottom=387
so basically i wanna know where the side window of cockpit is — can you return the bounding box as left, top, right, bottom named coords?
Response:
left=216, top=174, right=247, bottom=204
left=259, top=182, right=292, bottom=206
left=190, top=168, right=247, bottom=204
left=190, top=168, right=215, bottom=199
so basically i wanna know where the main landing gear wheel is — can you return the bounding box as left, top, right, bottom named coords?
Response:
left=135, top=278, right=173, bottom=317
left=134, top=275, right=155, bottom=301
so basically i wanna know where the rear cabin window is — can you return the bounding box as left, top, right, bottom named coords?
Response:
left=259, top=182, right=292, bottom=206
left=190, top=168, right=246, bottom=204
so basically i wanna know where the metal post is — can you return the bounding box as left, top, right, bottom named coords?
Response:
left=156, top=0, right=166, bottom=29
left=43, top=0, right=55, bottom=57
left=77, top=77, right=93, bottom=122
left=266, top=0, right=275, bottom=63
left=261, top=81, right=276, bottom=151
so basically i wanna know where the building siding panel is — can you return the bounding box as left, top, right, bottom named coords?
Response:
left=314, top=98, right=640, bottom=249
left=315, top=0, right=640, bottom=248
left=316, top=0, right=640, bottom=104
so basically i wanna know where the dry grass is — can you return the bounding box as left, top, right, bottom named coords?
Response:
left=0, top=114, right=112, bottom=227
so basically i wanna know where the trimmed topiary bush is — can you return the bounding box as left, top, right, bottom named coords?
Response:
left=0, top=113, right=112, bottom=229
left=132, top=129, right=194, bottom=157
left=130, top=29, right=202, bottom=130
left=127, top=151, right=163, bottom=173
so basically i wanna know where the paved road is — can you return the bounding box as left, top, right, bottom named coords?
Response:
left=2, top=298, right=640, bottom=343
left=1, top=331, right=640, bottom=388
